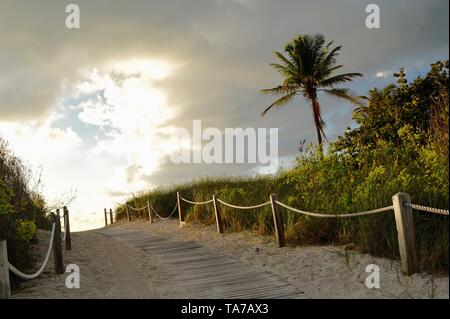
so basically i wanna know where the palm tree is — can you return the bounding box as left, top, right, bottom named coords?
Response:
left=261, top=34, right=364, bottom=145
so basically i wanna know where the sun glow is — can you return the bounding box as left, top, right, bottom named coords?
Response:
left=109, top=59, right=173, bottom=80
left=67, top=58, right=178, bottom=228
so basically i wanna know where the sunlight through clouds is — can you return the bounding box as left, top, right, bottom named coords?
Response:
left=0, top=114, right=82, bottom=163
left=72, top=59, right=176, bottom=197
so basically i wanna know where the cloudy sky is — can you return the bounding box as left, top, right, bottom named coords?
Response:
left=0, top=0, right=448, bottom=230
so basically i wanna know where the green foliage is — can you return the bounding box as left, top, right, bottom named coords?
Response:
left=0, top=136, right=51, bottom=281
left=16, top=220, right=37, bottom=242
left=0, top=179, right=15, bottom=215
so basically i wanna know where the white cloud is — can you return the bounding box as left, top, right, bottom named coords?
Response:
left=375, top=71, right=392, bottom=78
left=72, top=60, right=176, bottom=199
left=0, top=114, right=82, bottom=163
left=77, top=99, right=114, bottom=126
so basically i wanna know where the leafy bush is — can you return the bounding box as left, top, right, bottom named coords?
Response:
left=0, top=136, right=51, bottom=280
left=16, top=220, right=37, bottom=242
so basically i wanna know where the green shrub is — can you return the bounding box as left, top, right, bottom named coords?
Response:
left=0, top=136, right=51, bottom=282
left=16, top=220, right=37, bottom=242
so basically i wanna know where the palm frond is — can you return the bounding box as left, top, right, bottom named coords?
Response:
left=312, top=34, right=326, bottom=65
left=314, top=64, right=344, bottom=80
left=284, top=44, right=303, bottom=73
left=322, top=88, right=366, bottom=107
left=261, top=92, right=297, bottom=116
left=324, top=64, right=343, bottom=74
left=319, top=73, right=363, bottom=87
left=270, top=63, right=296, bottom=78
left=314, top=43, right=342, bottom=79
left=297, top=36, right=315, bottom=76
left=321, top=45, right=342, bottom=69
left=273, top=51, right=298, bottom=74
left=315, top=41, right=334, bottom=68
left=260, top=85, right=298, bottom=96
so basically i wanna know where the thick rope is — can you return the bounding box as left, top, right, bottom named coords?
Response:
left=126, top=203, right=149, bottom=211
left=8, top=223, right=56, bottom=280
left=180, top=197, right=214, bottom=205
left=275, top=200, right=394, bottom=218
left=216, top=199, right=271, bottom=210
left=150, top=203, right=178, bottom=220
left=405, top=203, right=449, bottom=216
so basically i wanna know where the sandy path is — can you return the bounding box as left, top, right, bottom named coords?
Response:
left=12, top=229, right=176, bottom=298
left=100, top=235, right=153, bottom=298
left=99, top=228, right=306, bottom=298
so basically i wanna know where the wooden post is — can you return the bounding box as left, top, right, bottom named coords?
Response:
left=104, top=208, right=108, bottom=226
left=64, top=206, right=71, bottom=251
left=392, top=192, right=419, bottom=275
left=53, top=211, right=64, bottom=274
left=177, top=192, right=185, bottom=227
left=147, top=202, right=153, bottom=223
left=0, top=240, right=11, bottom=299
left=270, top=194, right=285, bottom=248
left=212, top=195, right=224, bottom=234
left=126, top=205, right=131, bottom=222
left=109, top=209, right=114, bottom=224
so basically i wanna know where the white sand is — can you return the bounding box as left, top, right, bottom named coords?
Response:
left=13, top=219, right=448, bottom=299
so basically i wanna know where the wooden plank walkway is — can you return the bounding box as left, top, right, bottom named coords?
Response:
left=97, top=228, right=307, bottom=299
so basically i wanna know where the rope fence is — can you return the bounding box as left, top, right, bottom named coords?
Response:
left=180, top=197, right=214, bottom=205
left=150, top=203, right=178, bottom=220
left=1, top=207, right=71, bottom=299
left=114, top=191, right=447, bottom=277
left=217, top=199, right=271, bottom=210
left=8, top=223, right=56, bottom=280
left=275, top=201, right=394, bottom=218
left=126, top=203, right=150, bottom=211
left=405, top=203, right=449, bottom=216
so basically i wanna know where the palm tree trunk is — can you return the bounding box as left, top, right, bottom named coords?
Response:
left=310, top=97, right=324, bottom=145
